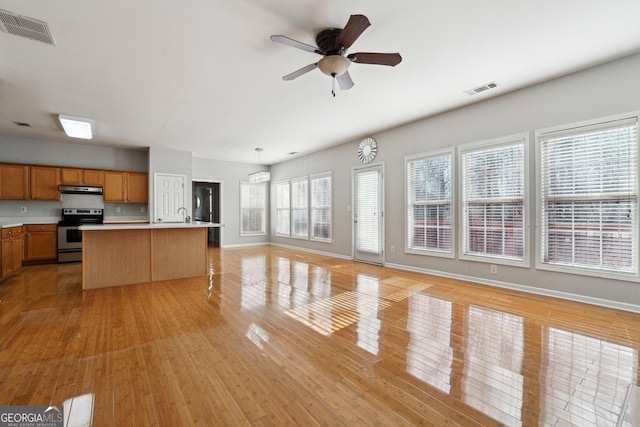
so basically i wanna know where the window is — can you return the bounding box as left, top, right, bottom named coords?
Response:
left=275, top=180, right=290, bottom=237
left=460, top=134, right=527, bottom=264
left=406, top=151, right=452, bottom=255
left=291, top=177, right=309, bottom=239
left=311, top=172, right=332, bottom=241
left=537, top=115, right=638, bottom=277
left=240, top=181, right=266, bottom=236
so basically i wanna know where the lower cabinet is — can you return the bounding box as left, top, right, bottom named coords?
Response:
left=1, top=226, right=23, bottom=279
left=24, top=224, right=57, bottom=263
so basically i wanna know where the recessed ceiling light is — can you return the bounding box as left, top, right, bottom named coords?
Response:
left=58, top=115, right=93, bottom=139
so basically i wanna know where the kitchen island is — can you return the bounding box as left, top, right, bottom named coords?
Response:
left=80, top=222, right=221, bottom=290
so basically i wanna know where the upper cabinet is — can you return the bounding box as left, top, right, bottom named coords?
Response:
left=61, top=167, right=104, bottom=186
left=126, top=172, right=148, bottom=203
left=0, top=164, right=29, bottom=200
left=0, top=163, right=146, bottom=202
left=104, top=171, right=148, bottom=203
left=104, top=171, right=125, bottom=201
left=30, top=166, right=60, bottom=201
left=83, top=169, right=104, bottom=186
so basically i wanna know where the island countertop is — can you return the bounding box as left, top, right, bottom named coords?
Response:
left=80, top=221, right=223, bottom=231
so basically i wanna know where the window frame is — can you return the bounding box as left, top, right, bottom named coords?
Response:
left=458, top=133, right=530, bottom=267
left=275, top=179, right=290, bottom=237
left=405, top=148, right=455, bottom=258
left=290, top=176, right=309, bottom=240
left=239, top=181, right=267, bottom=236
left=535, top=112, right=640, bottom=281
left=310, top=171, right=333, bottom=243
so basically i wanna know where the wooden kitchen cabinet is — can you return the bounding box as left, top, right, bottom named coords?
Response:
left=60, top=167, right=83, bottom=184
left=61, top=168, right=104, bottom=186
left=126, top=172, right=148, bottom=203
left=0, top=163, right=29, bottom=200
left=30, top=166, right=60, bottom=200
left=83, top=169, right=104, bottom=186
left=104, top=171, right=125, bottom=201
left=1, top=226, right=23, bottom=280
left=104, top=171, right=147, bottom=203
left=24, top=224, right=57, bottom=263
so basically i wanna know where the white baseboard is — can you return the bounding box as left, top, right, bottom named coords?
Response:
left=220, top=242, right=270, bottom=249
left=269, top=242, right=352, bottom=260
left=385, top=262, right=640, bottom=314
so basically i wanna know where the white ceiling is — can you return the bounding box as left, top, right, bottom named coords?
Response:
left=1, top=0, right=640, bottom=165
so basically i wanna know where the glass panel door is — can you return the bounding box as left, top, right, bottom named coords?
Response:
left=353, top=165, right=384, bottom=264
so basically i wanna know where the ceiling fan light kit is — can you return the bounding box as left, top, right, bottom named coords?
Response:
left=317, top=55, right=350, bottom=77
left=271, top=14, right=402, bottom=96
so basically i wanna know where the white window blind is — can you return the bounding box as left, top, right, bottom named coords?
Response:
left=407, top=152, right=452, bottom=254
left=291, top=177, right=309, bottom=239
left=462, top=138, right=525, bottom=260
left=539, top=116, right=638, bottom=274
left=311, top=173, right=332, bottom=241
left=355, top=170, right=380, bottom=253
left=240, top=181, right=266, bottom=235
left=275, top=180, right=290, bottom=237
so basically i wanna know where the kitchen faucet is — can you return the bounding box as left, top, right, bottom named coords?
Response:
left=177, top=207, right=190, bottom=222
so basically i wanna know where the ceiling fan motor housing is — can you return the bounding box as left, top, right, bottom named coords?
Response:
left=316, top=28, right=343, bottom=55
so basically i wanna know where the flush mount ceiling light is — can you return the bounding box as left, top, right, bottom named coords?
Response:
left=58, top=115, right=93, bottom=139
left=248, top=147, right=270, bottom=183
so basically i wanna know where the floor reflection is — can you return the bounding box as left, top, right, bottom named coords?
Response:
left=543, top=328, right=636, bottom=426
left=464, top=306, right=524, bottom=427
left=406, top=294, right=453, bottom=394
left=256, top=253, right=638, bottom=426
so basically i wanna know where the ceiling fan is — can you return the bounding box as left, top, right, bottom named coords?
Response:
left=271, top=14, right=402, bottom=96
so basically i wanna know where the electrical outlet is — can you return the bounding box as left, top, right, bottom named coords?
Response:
left=20, top=206, right=27, bottom=213
left=140, top=207, right=146, bottom=213
left=115, top=207, right=121, bottom=213
left=490, top=264, right=498, bottom=275
left=390, top=245, right=395, bottom=253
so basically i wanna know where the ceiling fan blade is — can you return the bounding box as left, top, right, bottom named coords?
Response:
left=347, top=52, right=402, bottom=66
left=335, top=15, right=371, bottom=50
left=271, top=35, right=320, bottom=54
left=282, top=63, right=318, bottom=81
left=336, top=71, right=354, bottom=90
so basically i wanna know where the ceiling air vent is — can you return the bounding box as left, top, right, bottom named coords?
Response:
left=13, top=121, right=32, bottom=128
left=464, top=81, right=498, bottom=96
left=0, top=9, right=56, bottom=45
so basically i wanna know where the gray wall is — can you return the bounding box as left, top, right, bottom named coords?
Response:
left=192, top=156, right=269, bottom=247
left=148, top=146, right=193, bottom=221
left=270, top=52, right=640, bottom=311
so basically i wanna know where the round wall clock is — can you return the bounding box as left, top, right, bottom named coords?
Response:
left=357, top=137, right=378, bottom=163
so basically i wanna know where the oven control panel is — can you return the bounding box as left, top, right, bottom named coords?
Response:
left=62, top=208, right=103, bottom=215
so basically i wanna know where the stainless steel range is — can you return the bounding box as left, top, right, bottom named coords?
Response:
left=57, top=208, right=104, bottom=263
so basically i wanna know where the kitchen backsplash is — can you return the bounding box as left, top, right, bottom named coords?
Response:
left=0, top=200, right=148, bottom=222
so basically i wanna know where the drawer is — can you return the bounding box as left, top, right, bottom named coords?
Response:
left=26, top=224, right=57, bottom=232
left=1, top=226, right=22, bottom=238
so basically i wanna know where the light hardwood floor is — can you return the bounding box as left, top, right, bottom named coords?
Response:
left=1, top=246, right=639, bottom=426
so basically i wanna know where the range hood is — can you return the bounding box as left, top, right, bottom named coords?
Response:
left=58, top=185, right=103, bottom=195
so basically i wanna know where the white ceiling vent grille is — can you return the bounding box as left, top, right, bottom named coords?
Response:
left=0, top=9, right=55, bottom=45
left=464, top=81, right=498, bottom=96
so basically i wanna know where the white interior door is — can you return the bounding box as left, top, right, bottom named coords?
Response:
left=353, top=164, right=384, bottom=265
left=154, top=173, right=186, bottom=222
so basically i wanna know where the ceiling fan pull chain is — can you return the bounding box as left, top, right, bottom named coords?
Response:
left=331, top=73, right=336, bottom=97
